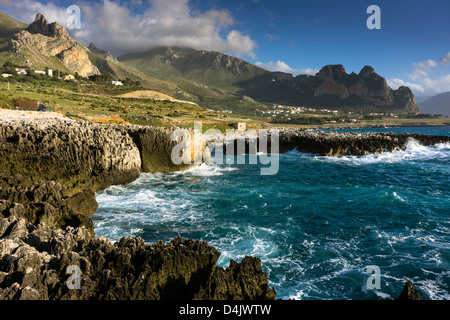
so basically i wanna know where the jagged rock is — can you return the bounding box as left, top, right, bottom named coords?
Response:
left=218, top=129, right=450, bottom=157
left=276, top=129, right=450, bottom=156
left=26, top=13, right=70, bottom=40
left=239, top=64, right=419, bottom=113
left=0, top=217, right=276, bottom=300
left=396, top=281, right=423, bottom=300
left=0, top=116, right=142, bottom=195
left=8, top=13, right=100, bottom=77
left=0, top=110, right=211, bottom=232
left=313, top=65, right=417, bottom=111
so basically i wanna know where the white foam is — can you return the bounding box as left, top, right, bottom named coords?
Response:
left=313, top=139, right=450, bottom=165
left=178, top=163, right=239, bottom=176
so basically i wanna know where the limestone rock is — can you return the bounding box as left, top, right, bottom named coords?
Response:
left=8, top=13, right=100, bottom=77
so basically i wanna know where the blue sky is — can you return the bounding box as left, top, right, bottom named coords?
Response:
left=1, top=0, right=449, bottom=96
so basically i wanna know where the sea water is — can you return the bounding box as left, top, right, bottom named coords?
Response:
left=93, top=126, right=450, bottom=300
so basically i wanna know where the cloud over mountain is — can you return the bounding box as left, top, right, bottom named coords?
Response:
left=0, top=0, right=257, bottom=57
left=389, top=52, right=450, bottom=96
left=255, top=60, right=318, bottom=76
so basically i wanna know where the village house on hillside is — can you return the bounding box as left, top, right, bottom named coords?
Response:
left=15, top=68, right=28, bottom=75
left=63, top=74, right=75, bottom=81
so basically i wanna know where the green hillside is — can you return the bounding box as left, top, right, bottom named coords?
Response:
left=0, top=11, right=27, bottom=40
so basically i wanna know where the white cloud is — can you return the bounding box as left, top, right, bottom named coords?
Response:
left=389, top=74, right=450, bottom=96
left=389, top=53, right=450, bottom=96
left=1, top=0, right=257, bottom=58
left=410, top=59, right=439, bottom=81
left=387, top=78, right=425, bottom=94
left=255, top=60, right=318, bottom=76
left=440, top=52, right=450, bottom=64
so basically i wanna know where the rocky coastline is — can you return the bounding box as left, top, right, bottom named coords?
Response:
left=0, top=110, right=428, bottom=300
left=219, top=127, right=450, bottom=157
left=0, top=110, right=274, bottom=300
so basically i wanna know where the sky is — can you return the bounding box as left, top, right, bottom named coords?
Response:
left=1, top=0, right=449, bottom=97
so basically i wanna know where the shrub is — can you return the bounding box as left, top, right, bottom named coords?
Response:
left=14, top=97, right=38, bottom=111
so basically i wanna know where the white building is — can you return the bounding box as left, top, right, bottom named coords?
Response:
left=111, top=81, right=123, bottom=86
left=15, top=68, right=28, bottom=75
left=34, top=70, right=46, bottom=75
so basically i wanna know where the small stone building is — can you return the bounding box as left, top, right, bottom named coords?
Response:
left=230, top=123, right=246, bottom=131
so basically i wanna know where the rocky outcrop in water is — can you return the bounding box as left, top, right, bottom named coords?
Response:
left=396, top=281, right=423, bottom=300
left=219, top=129, right=450, bottom=157
left=277, top=130, right=450, bottom=156
left=0, top=110, right=431, bottom=300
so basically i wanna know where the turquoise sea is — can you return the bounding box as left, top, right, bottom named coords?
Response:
left=93, top=126, right=450, bottom=300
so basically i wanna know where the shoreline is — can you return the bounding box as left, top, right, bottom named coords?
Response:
left=0, top=109, right=436, bottom=300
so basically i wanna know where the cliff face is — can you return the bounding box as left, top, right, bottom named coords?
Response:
left=312, top=65, right=418, bottom=112
left=0, top=111, right=209, bottom=232
left=7, top=13, right=99, bottom=77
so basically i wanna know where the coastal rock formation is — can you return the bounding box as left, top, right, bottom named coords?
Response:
left=0, top=110, right=210, bottom=231
left=0, top=216, right=276, bottom=300
left=0, top=110, right=431, bottom=300
left=277, top=130, right=450, bottom=156
left=7, top=13, right=100, bottom=77
left=0, top=110, right=270, bottom=301
left=125, top=125, right=210, bottom=173
left=0, top=115, right=141, bottom=195
left=0, top=113, right=141, bottom=232
left=218, top=129, right=450, bottom=157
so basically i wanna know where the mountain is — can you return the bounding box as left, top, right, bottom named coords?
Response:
left=118, top=47, right=268, bottom=92
left=238, top=64, right=419, bottom=113
left=1, top=13, right=99, bottom=77
left=118, top=46, right=269, bottom=112
left=119, top=47, right=419, bottom=114
left=415, top=96, right=433, bottom=104
left=418, top=92, right=450, bottom=116
left=0, top=11, right=27, bottom=41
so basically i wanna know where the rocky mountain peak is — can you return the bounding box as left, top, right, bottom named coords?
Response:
left=359, top=65, right=376, bottom=78
left=7, top=12, right=99, bottom=77
left=317, top=64, right=347, bottom=80
left=88, top=42, right=118, bottom=63
left=26, top=13, right=70, bottom=40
